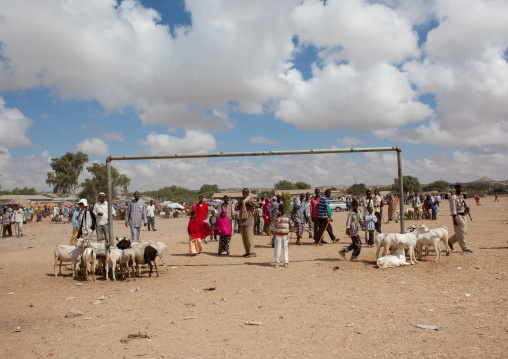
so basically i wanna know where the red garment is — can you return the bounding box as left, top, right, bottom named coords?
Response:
left=195, top=202, right=208, bottom=222
left=310, top=196, right=320, bottom=219
left=262, top=199, right=271, bottom=225
left=188, top=216, right=212, bottom=239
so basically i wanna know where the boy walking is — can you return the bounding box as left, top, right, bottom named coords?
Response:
left=364, top=206, right=377, bottom=247
left=339, top=200, right=364, bottom=261
left=273, top=204, right=294, bottom=268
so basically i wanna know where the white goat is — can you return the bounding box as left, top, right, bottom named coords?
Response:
left=376, top=247, right=409, bottom=268
left=54, top=238, right=86, bottom=278
left=429, top=226, right=449, bottom=256
left=131, top=241, right=168, bottom=276
left=82, top=247, right=96, bottom=281
left=89, top=242, right=107, bottom=274
left=393, top=225, right=427, bottom=265
left=416, top=231, right=441, bottom=262
left=119, top=248, right=136, bottom=280
left=375, top=233, right=398, bottom=259
left=105, top=247, right=122, bottom=281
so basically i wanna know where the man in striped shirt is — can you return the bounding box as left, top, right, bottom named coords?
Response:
left=314, top=189, right=337, bottom=244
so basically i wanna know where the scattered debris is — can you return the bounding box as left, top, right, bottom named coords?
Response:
left=8, top=292, right=15, bottom=295
left=415, top=324, right=440, bottom=331
left=333, top=266, right=340, bottom=271
left=475, top=266, right=481, bottom=269
left=92, top=300, right=101, bottom=305
left=171, top=267, right=177, bottom=269
left=221, top=297, right=227, bottom=301
left=203, top=287, right=216, bottom=291
left=75, top=283, right=83, bottom=286
left=465, top=294, right=471, bottom=297
left=456, top=267, right=462, bottom=270
left=183, top=317, right=197, bottom=320
left=245, top=320, right=263, bottom=326
left=65, top=310, right=84, bottom=318
left=120, top=332, right=151, bottom=343
left=184, top=303, right=196, bottom=308
left=65, top=297, right=77, bottom=301
left=345, top=323, right=354, bottom=327
left=84, top=317, right=92, bottom=320
left=5, top=327, right=22, bottom=334
left=130, top=287, right=140, bottom=293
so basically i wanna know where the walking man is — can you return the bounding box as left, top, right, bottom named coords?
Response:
left=125, top=191, right=147, bottom=242
left=448, top=183, right=473, bottom=254
left=146, top=200, right=157, bottom=231
left=2, top=208, right=13, bottom=238
left=413, top=193, right=421, bottom=220
left=373, top=188, right=384, bottom=233
left=93, top=192, right=109, bottom=243
left=13, top=207, right=25, bottom=237
left=314, top=189, right=337, bottom=244
left=238, top=188, right=259, bottom=257
left=292, top=193, right=305, bottom=245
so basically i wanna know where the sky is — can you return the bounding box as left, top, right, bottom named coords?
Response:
left=1, top=0, right=508, bottom=192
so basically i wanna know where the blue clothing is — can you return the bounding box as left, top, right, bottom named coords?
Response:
left=432, top=204, right=437, bottom=213
left=317, top=196, right=331, bottom=219
left=72, top=209, right=81, bottom=229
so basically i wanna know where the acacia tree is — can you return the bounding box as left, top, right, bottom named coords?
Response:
left=199, top=184, right=219, bottom=199
left=392, top=175, right=421, bottom=194
left=78, top=163, right=130, bottom=201
left=422, top=180, right=449, bottom=192
left=46, top=151, right=89, bottom=200
left=348, top=183, right=367, bottom=197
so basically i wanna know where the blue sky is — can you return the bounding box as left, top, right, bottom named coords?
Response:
left=1, top=0, right=507, bottom=192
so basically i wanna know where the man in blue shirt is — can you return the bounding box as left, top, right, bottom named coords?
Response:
left=314, top=189, right=337, bottom=244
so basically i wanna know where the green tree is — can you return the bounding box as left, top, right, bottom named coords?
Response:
left=199, top=184, right=219, bottom=199
left=274, top=180, right=296, bottom=190
left=258, top=189, right=275, bottom=199
left=294, top=181, right=311, bottom=189
left=280, top=192, right=293, bottom=214
left=348, top=183, right=367, bottom=197
left=78, top=163, right=130, bottom=202
left=392, top=175, right=421, bottom=194
left=143, top=186, right=199, bottom=203
left=1, top=187, right=38, bottom=195
left=46, top=151, right=89, bottom=200
left=492, top=184, right=507, bottom=193
left=422, top=180, right=449, bottom=193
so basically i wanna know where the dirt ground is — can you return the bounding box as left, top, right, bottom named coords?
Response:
left=1, top=196, right=507, bottom=358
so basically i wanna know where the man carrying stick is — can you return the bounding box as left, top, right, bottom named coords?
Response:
left=314, top=189, right=337, bottom=245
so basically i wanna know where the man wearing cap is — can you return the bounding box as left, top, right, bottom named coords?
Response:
left=448, top=183, right=473, bottom=254
left=146, top=200, right=157, bottom=231
left=77, top=199, right=93, bottom=240
left=237, top=188, right=259, bottom=257
left=125, top=191, right=147, bottom=242
left=93, top=192, right=109, bottom=243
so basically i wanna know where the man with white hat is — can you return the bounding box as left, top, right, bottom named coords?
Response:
left=125, top=191, right=147, bottom=242
left=448, top=183, right=473, bottom=254
left=93, top=192, right=109, bottom=243
left=77, top=199, right=93, bottom=240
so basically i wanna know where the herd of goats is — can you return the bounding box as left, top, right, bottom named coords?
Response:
left=52, top=223, right=450, bottom=281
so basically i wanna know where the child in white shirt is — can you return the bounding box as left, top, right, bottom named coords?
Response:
left=364, top=206, right=377, bottom=247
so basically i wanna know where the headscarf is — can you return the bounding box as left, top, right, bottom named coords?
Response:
left=188, top=210, right=212, bottom=239
left=214, top=209, right=232, bottom=236
left=262, top=199, right=271, bottom=223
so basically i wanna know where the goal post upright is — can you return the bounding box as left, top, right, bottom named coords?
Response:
left=106, top=146, right=405, bottom=242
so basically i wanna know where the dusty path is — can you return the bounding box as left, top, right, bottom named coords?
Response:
left=1, top=197, right=507, bottom=358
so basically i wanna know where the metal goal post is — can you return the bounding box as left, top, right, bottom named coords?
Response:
left=106, top=147, right=405, bottom=241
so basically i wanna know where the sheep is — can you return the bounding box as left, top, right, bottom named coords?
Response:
left=375, top=233, right=398, bottom=259
left=119, top=248, right=136, bottom=280
left=376, top=247, right=409, bottom=268
left=88, top=242, right=107, bottom=274
left=54, top=238, right=86, bottom=278
left=429, top=226, right=449, bottom=256
left=416, top=231, right=441, bottom=262
left=144, top=246, right=159, bottom=278
left=82, top=247, right=96, bottom=281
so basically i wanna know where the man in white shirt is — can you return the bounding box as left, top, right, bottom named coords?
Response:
left=93, top=192, right=108, bottom=243
left=146, top=200, right=157, bottom=231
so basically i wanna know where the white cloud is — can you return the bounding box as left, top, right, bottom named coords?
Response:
left=138, top=130, right=217, bottom=154
left=0, top=149, right=52, bottom=191
left=277, top=62, right=433, bottom=130
left=249, top=136, right=278, bottom=144
left=76, top=138, right=110, bottom=156
left=292, top=0, right=420, bottom=65
left=337, top=137, right=364, bottom=148
left=0, top=97, right=32, bottom=148
left=100, top=132, right=125, bottom=142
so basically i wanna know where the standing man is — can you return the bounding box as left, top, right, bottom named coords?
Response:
left=303, top=192, right=312, bottom=239
left=77, top=199, right=93, bottom=241
left=412, top=193, right=421, bottom=220
left=196, top=196, right=208, bottom=222
left=93, top=192, right=109, bottom=243
left=13, top=207, right=25, bottom=237
left=146, top=200, right=157, bottom=231
left=363, top=190, right=374, bottom=244
left=293, top=193, right=305, bottom=245
left=448, top=183, right=473, bottom=254
left=310, top=189, right=321, bottom=240
left=238, top=188, right=260, bottom=257
left=125, top=191, right=147, bottom=243
left=373, top=188, right=384, bottom=233
left=2, top=208, right=13, bottom=238
left=314, top=189, right=337, bottom=244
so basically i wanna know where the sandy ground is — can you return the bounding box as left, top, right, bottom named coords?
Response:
left=0, top=196, right=507, bottom=359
